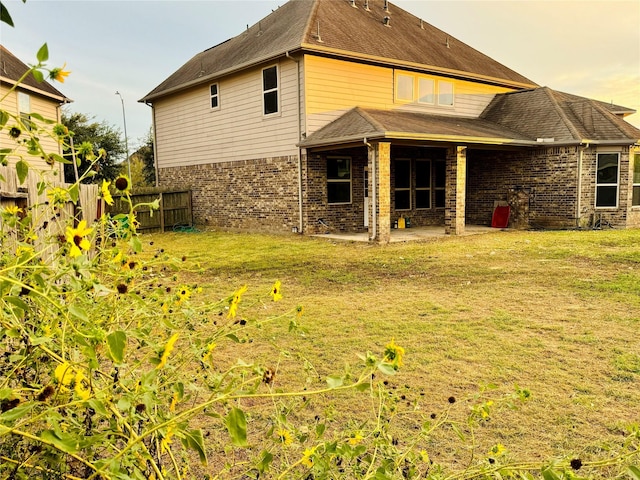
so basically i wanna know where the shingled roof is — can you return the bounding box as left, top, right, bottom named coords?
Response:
left=300, top=87, right=640, bottom=149
left=0, top=45, right=70, bottom=102
left=141, top=0, right=537, bottom=102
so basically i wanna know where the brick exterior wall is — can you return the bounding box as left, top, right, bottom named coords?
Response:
left=157, top=156, right=300, bottom=232
left=467, top=147, right=581, bottom=229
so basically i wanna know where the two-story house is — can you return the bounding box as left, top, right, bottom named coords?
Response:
left=141, top=0, right=640, bottom=241
left=1, top=45, right=70, bottom=180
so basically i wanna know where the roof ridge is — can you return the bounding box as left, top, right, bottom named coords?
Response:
left=355, top=107, right=387, bottom=132
left=587, top=96, right=638, bottom=138
left=301, top=0, right=321, bottom=46
left=543, top=87, right=583, bottom=140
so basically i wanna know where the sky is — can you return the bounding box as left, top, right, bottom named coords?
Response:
left=2, top=0, right=639, bottom=155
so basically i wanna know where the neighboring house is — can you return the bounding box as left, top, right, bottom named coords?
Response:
left=141, top=0, right=640, bottom=241
left=1, top=45, right=70, bottom=180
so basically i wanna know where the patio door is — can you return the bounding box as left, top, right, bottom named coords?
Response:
left=364, top=167, right=369, bottom=227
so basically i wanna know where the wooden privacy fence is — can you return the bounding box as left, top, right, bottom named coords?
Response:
left=0, top=165, right=99, bottom=259
left=106, top=188, right=193, bottom=233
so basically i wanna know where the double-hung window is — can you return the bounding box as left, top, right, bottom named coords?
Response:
left=438, top=80, right=454, bottom=106
left=210, top=83, right=219, bottom=109
left=394, top=159, right=411, bottom=210
left=434, top=160, right=446, bottom=208
left=327, top=157, right=351, bottom=204
left=418, top=78, right=435, bottom=104
left=262, top=65, right=279, bottom=115
left=595, top=152, right=619, bottom=208
left=633, top=152, right=640, bottom=207
left=397, top=74, right=413, bottom=102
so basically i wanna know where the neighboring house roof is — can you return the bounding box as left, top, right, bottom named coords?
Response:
left=0, top=45, right=70, bottom=103
left=300, top=87, right=640, bottom=149
left=141, top=0, right=537, bottom=102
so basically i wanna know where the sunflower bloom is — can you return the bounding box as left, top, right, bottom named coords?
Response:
left=54, top=362, right=75, bottom=386
left=65, top=220, right=93, bottom=257
left=227, top=285, right=247, bottom=318
left=301, top=447, right=316, bottom=468
left=169, top=392, right=179, bottom=412
left=270, top=280, right=282, bottom=301
left=157, top=333, right=179, bottom=369
left=488, top=443, right=506, bottom=457
left=348, top=432, right=364, bottom=445
left=49, top=63, right=71, bottom=83
left=383, top=338, right=405, bottom=368
left=101, top=180, right=114, bottom=205
left=160, top=426, right=175, bottom=453
left=202, top=342, right=216, bottom=365
left=74, top=371, right=91, bottom=400
left=276, top=428, right=293, bottom=447
left=176, top=286, right=191, bottom=304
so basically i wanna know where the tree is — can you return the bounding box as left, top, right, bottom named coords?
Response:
left=137, top=128, right=156, bottom=186
left=62, top=110, right=125, bottom=183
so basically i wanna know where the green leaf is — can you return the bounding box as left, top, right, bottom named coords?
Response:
left=68, top=304, right=89, bottom=322
left=226, top=333, right=240, bottom=343
left=15, top=160, right=28, bottom=184
left=4, top=296, right=28, bottom=314
left=451, top=423, right=466, bottom=442
left=326, top=375, right=344, bottom=388
left=36, top=43, right=49, bottom=63
left=377, top=363, right=397, bottom=376
left=31, top=69, right=44, bottom=82
left=40, top=429, right=79, bottom=453
left=0, top=2, right=15, bottom=27
left=130, top=235, right=142, bottom=253
left=68, top=183, right=79, bottom=203
left=107, top=331, right=126, bottom=363
left=0, top=402, right=34, bottom=421
left=257, top=450, right=273, bottom=475
left=0, top=110, right=9, bottom=127
left=181, top=429, right=207, bottom=466
left=225, top=407, right=248, bottom=447
left=628, top=466, right=640, bottom=480
left=541, top=468, right=562, bottom=480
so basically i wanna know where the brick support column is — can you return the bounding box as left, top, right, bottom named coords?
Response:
left=369, top=142, right=391, bottom=243
left=445, top=146, right=467, bottom=235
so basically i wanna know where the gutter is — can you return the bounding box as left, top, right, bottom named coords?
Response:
left=1, top=76, right=72, bottom=104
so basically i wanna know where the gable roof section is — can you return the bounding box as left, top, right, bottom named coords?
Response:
left=0, top=45, right=70, bottom=102
left=141, top=0, right=537, bottom=102
left=300, top=87, right=640, bottom=149
left=481, top=87, right=640, bottom=144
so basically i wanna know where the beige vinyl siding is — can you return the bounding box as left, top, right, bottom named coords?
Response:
left=304, top=55, right=393, bottom=135
left=154, top=59, right=300, bottom=169
left=0, top=86, right=63, bottom=179
left=303, top=56, right=515, bottom=137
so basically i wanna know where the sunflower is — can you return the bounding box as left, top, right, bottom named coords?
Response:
left=65, top=220, right=93, bottom=257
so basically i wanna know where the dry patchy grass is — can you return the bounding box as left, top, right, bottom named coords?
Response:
left=144, top=228, right=640, bottom=475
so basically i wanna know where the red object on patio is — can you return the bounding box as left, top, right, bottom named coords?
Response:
left=491, top=205, right=511, bottom=228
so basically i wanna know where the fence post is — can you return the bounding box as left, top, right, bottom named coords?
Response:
left=159, top=192, right=165, bottom=232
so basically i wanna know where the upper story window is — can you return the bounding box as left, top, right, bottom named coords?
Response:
left=595, top=152, right=619, bottom=208
left=438, top=80, right=454, bottom=106
left=210, top=83, right=219, bottom=109
left=327, top=157, right=351, bottom=204
left=632, top=152, right=640, bottom=207
left=262, top=65, right=279, bottom=115
left=394, top=71, right=454, bottom=106
left=397, top=74, right=414, bottom=102
left=18, top=92, right=32, bottom=130
left=418, top=78, right=435, bottom=104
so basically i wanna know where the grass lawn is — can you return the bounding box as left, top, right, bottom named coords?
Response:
left=145, top=227, right=640, bottom=477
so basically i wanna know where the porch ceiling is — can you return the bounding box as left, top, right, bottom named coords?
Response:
left=299, top=107, right=539, bottom=149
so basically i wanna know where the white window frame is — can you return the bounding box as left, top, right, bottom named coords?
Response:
left=262, top=65, right=279, bottom=116
left=418, top=78, right=435, bottom=105
left=595, top=152, right=620, bottom=209
left=394, top=158, right=412, bottom=211
left=396, top=74, right=414, bottom=102
left=632, top=152, right=640, bottom=207
left=209, top=83, right=220, bottom=110
left=438, top=80, right=454, bottom=107
left=327, top=156, right=352, bottom=205
left=415, top=159, right=431, bottom=209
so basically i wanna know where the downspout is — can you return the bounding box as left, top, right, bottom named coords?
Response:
left=365, top=138, right=376, bottom=241
left=576, top=145, right=584, bottom=227
left=145, top=101, right=160, bottom=187
left=286, top=51, right=304, bottom=233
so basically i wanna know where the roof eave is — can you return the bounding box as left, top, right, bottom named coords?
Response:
left=0, top=76, right=72, bottom=104
left=140, top=47, right=304, bottom=103
left=299, top=43, right=538, bottom=90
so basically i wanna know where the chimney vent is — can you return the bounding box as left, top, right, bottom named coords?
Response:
left=383, top=16, right=391, bottom=27
left=383, top=0, right=390, bottom=13
left=364, top=0, right=370, bottom=10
